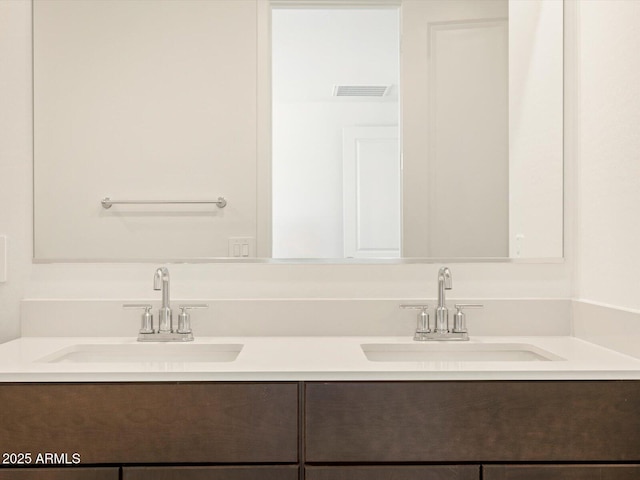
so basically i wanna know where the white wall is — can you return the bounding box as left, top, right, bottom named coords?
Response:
left=271, top=8, right=399, bottom=103
left=0, top=0, right=32, bottom=342
left=575, top=0, right=640, bottom=311
left=0, top=0, right=573, bottom=345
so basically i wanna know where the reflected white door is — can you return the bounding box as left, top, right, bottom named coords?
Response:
left=343, top=126, right=400, bottom=258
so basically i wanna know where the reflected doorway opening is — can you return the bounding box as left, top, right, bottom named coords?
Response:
left=271, top=6, right=401, bottom=259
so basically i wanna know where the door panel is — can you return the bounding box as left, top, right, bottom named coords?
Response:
left=0, top=469, right=118, bottom=480
left=484, top=465, right=640, bottom=480
left=306, top=465, right=479, bottom=480
left=124, top=466, right=299, bottom=480
left=305, top=381, right=640, bottom=462
left=0, top=383, right=298, bottom=464
left=343, top=126, right=400, bottom=258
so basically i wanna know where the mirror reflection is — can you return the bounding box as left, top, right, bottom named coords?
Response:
left=33, top=0, right=563, bottom=262
left=272, top=8, right=401, bottom=259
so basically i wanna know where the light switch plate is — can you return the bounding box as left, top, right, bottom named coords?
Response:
left=0, top=236, right=6, bottom=282
left=228, top=236, right=256, bottom=258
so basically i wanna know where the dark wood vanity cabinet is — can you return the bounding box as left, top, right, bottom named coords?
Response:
left=1, top=381, right=640, bottom=480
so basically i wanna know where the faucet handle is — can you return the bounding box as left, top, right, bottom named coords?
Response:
left=399, top=304, right=429, bottom=311
left=452, top=304, right=483, bottom=334
left=177, top=304, right=209, bottom=335
left=179, top=304, right=209, bottom=310
left=400, top=304, right=430, bottom=334
left=123, top=304, right=154, bottom=334
left=454, top=303, right=483, bottom=310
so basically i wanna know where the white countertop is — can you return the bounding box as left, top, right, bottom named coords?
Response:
left=0, top=336, right=639, bottom=381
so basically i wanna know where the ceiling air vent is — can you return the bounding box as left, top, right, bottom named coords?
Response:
left=332, top=85, right=391, bottom=97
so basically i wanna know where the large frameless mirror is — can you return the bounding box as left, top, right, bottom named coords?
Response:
left=33, top=0, right=563, bottom=262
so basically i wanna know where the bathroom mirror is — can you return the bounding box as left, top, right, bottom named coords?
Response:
left=33, top=0, right=563, bottom=262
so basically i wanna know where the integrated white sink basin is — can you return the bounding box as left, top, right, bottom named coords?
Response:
left=38, top=343, right=243, bottom=363
left=361, top=343, right=565, bottom=362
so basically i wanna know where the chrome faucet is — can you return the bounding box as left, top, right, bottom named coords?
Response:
left=398, top=266, right=483, bottom=341
left=123, top=267, right=208, bottom=342
left=154, top=267, right=172, bottom=333
left=435, top=266, right=452, bottom=334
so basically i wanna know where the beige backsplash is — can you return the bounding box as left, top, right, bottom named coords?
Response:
left=22, top=298, right=570, bottom=338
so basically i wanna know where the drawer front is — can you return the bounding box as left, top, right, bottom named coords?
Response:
left=0, top=468, right=118, bottom=480
left=305, top=381, right=640, bottom=462
left=483, top=465, right=640, bottom=480
left=123, top=466, right=299, bottom=480
left=0, top=383, right=298, bottom=464
left=305, top=466, right=479, bottom=480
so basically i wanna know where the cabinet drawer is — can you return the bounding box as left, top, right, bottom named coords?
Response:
left=123, top=466, right=299, bottom=480
left=305, top=381, right=640, bottom=462
left=483, top=465, right=640, bottom=480
left=0, top=383, right=298, bottom=464
left=305, top=466, right=479, bottom=480
left=0, top=468, right=118, bottom=480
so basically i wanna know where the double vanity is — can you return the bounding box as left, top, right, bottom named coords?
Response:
left=1, top=337, right=639, bottom=480
left=0, top=268, right=640, bottom=480
left=3, top=266, right=637, bottom=381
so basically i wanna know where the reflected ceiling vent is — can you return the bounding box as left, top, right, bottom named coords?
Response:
left=332, top=85, right=391, bottom=97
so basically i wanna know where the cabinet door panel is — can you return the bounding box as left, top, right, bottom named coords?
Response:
left=484, top=465, right=640, bottom=480
left=305, top=381, right=640, bottom=462
left=0, top=383, right=298, bottom=464
left=123, top=466, right=299, bottom=480
left=0, top=468, right=118, bottom=480
left=305, top=465, right=479, bottom=480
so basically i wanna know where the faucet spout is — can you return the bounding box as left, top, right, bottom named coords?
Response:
left=154, top=267, right=170, bottom=308
left=435, top=267, right=452, bottom=333
left=153, top=267, right=172, bottom=333
left=437, top=267, right=452, bottom=308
